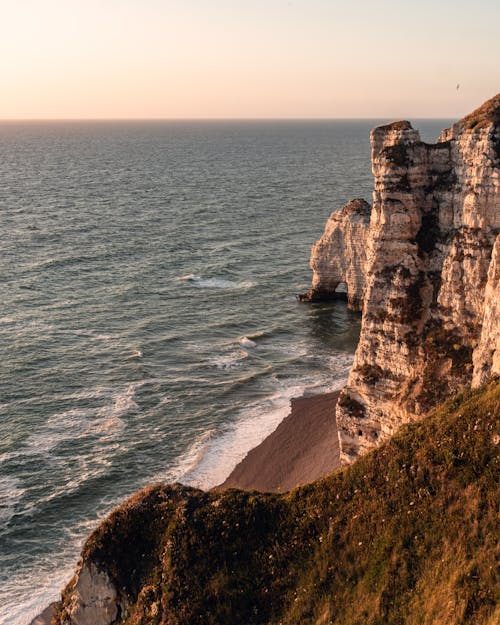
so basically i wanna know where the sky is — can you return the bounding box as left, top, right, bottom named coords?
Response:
left=0, top=0, right=498, bottom=119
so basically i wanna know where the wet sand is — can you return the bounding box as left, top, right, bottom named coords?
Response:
left=219, top=390, right=341, bottom=492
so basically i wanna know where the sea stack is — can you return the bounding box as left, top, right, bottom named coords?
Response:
left=299, top=198, right=371, bottom=309
left=304, top=95, right=500, bottom=463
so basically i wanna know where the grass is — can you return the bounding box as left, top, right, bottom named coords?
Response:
left=56, top=380, right=500, bottom=625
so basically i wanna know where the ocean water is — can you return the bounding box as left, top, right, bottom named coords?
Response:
left=0, top=119, right=449, bottom=623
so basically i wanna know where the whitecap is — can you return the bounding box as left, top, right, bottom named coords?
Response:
left=13, top=319, right=55, bottom=336
left=107, top=384, right=139, bottom=420
left=161, top=429, right=217, bottom=485
left=178, top=275, right=256, bottom=289
left=176, top=273, right=199, bottom=282
left=22, top=382, right=144, bottom=455
left=239, top=336, right=256, bottom=348
left=0, top=475, right=25, bottom=526
left=126, top=349, right=142, bottom=360
left=210, top=349, right=248, bottom=370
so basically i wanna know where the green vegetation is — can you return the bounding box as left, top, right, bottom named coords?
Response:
left=58, top=380, right=500, bottom=625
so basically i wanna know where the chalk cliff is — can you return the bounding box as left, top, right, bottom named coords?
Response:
left=300, top=198, right=371, bottom=309
left=306, top=95, right=500, bottom=463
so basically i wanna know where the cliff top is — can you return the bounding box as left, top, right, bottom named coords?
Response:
left=456, top=93, right=500, bottom=130
left=342, top=197, right=371, bottom=215
left=375, top=120, right=414, bottom=132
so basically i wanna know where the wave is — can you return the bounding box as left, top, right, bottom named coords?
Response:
left=126, top=349, right=142, bottom=360
left=173, top=372, right=349, bottom=491
left=239, top=336, right=257, bottom=348
left=0, top=567, right=74, bottom=625
left=209, top=349, right=249, bottom=370
left=176, top=274, right=257, bottom=290
left=8, top=382, right=144, bottom=461
left=24, top=252, right=108, bottom=273
left=161, top=429, right=217, bottom=485
left=0, top=476, right=25, bottom=526
left=106, top=383, right=140, bottom=421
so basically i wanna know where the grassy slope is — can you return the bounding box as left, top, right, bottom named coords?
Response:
left=57, top=380, right=500, bottom=625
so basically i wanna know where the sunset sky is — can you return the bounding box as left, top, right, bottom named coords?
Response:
left=1, top=0, right=498, bottom=119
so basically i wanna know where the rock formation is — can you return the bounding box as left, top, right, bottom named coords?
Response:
left=58, top=562, right=125, bottom=625
left=305, top=94, right=500, bottom=463
left=299, top=198, right=371, bottom=309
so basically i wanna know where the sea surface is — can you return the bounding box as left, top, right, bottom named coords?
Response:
left=0, top=119, right=449, bottom=623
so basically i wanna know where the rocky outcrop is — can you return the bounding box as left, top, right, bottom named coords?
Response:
left=299, top=198, right=370, bottom=309
left=308, top=94, right=500, bottom=463
left=58, top=562, right=124, bottom=625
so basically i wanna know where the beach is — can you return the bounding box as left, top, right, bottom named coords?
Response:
left=220, top=390, right=341, bottom=492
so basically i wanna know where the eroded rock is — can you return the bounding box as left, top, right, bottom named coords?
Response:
left=338, top=96, right=500, bottom=463
left=59, top=562, right=124, bottom=625
left=305, top=95, right=500, bottom=463
left=301, top=198, right=371, bottom=309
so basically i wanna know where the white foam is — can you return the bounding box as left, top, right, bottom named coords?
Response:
left=177, top=274, right=256, bottom=290
left=210, top=349, right=248, bottom=370
left=14, top=319, right=55, bottom=337
left=24, top=256, right=63, bottom=271
left=106, top=383, right=140, bottom=420
left=0, top=565, right=74, bottom=625
left=161, top=429, right=217, bottom=484
left=20, top=382, right=144, bottom=456
left=126, top=349, right=142, bottom=360
left=0, top=475, right=25, bottom=526
left=174, top=374, right=348, bottom=491
left=176, top=273, right=199, bottom=281
left=239, top=336, right=257, bottom=348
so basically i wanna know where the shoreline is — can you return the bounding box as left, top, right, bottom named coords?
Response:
left=30, top=390, right=342, bottom=625
left=219, top=390, right=341, bottom=492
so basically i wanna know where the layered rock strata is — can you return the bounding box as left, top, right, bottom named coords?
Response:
left=299, top=198, right=371, bottom=309
left=473, top=233, right=500, bottom=385
left=306, top=95, right=500, bottom=463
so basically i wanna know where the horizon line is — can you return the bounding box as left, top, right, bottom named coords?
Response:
left=0, top=116, right=456, bottom=123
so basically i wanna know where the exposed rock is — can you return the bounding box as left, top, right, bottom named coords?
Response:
left=299, top=198, right=371, bottom=310
left=316, top=94, right=500, bottom=463
left=58, top=562, right=124, bottom=625
left=473, top=233, right=500, bottom=386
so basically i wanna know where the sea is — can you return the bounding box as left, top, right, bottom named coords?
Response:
left=0, top=119, right=449, bottom=623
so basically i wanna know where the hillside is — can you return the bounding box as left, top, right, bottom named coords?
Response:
left=55, top=379, right=500, bottom=625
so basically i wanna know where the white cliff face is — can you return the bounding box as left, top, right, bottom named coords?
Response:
left=304, top=198, right=371, bottom=310
left=473, top=234, right=500, bottom=386
left=305, top=96, right=500, bottom=464
left=60, top=562, right=124, bottom=625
